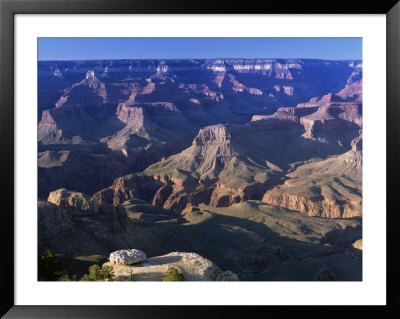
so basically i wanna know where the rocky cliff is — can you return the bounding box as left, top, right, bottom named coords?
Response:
left=38, top=200, right=74, bottom=240
left=103, top=251, right=238, bottom=281
left=37, top=57, right=363, bottom=281
left=262, top=147, right=362, bottom=218
left=40, top=188, right=129, bottom=239
left=92, top=96, right=362, bottom=218
left=38, top=58, right=362, bottom=200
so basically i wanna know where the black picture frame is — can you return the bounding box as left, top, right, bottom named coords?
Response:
left=1, top=0, right=399, bottom=317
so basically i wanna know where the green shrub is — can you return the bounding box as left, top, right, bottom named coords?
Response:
left=38, top=250, right=68, bottom=281
left=162, top=267, right=184, bottom=281
left=80, top=264, right=115, bottom=281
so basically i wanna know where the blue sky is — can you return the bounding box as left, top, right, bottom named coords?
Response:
left=38, top=38, right=362, bottom=61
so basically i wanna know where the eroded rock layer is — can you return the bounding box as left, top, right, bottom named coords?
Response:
left=92, top=98, right=362, bottom=218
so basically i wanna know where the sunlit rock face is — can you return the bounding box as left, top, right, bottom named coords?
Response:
left=38, top=58, right=362, bottom=213
left=37, top=56, right=363, bottom=282
left=38, top=58, right=361, bottom=146
left=38, top=58, right=360, bottom=118
left=109, top=249, right=147, bottom=265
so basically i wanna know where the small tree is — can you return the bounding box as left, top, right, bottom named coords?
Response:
left=80, top=264, right=115, bottom=281
left=38, top=249, right=68, bottom=281
left=163, top=267, right=184, bottom=281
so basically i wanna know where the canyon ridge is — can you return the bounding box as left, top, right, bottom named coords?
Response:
left=38, top=58, right=362, bottom=281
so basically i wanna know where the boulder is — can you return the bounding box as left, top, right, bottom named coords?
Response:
left=109, top=249, right=147, bottom=265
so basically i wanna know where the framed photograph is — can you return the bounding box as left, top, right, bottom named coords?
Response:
left=1, top=0, right=398, bottom=317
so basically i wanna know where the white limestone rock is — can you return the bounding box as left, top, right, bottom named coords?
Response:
left=148, top=252, right=224, bottom=281
left=103, top=251, right=239, bottom=281
left=109, top=249, right=147, bottom=265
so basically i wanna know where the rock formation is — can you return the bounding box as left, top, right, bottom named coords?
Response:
left=43, top=188, right=129, bottom=233
left=92, top=96, right=362, bottom=218
left=47, top=188, right=100, bottom=213
left=109, top=249, right=147, bottom=265
left=352, top=239, right=362, bottom=250
left=262, top=147, right=362, bottom=218
left=103, top=251, right=238, bottom=281
left=37, top=57, right=363, bottom=281
left=38, top=200, right=73, bottom=239
left=38, top=58, right=362, bottom=200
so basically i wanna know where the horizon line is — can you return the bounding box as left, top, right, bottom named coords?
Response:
left=38, top=57, right=363, bottom=62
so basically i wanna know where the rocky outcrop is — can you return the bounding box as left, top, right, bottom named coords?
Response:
left=37, top=110, right=61, bottom=143
left=116, top=104, right=145, bottom=124
left=193, top=124, right=232, bottom=146
left=297, top=93, right=346, bottom=108
left=262, top=191, right=361, bottom=218
left=352, top=239, right=362, bottom=250
left=337, top=71, right=362, bottom=101
left=250, top=112, right=299, bottom=130
left=301, top=103, right=361, bottom=127
left=47, top=188, right=100, bottom=214
left=56, top=69, right=107, bottom=107
left=251, top=101, right=362, bottom=138
left=275, top=106, right=319, bottom=117
left=103, top=251, right=238, bottom=281
left=46, top=188, right=129, bottom=233
left=283, top=86, right=294, bottom=95
left=94, top=122, right=282, bottom=212
left=38, top=150, right=70, bottom=168
left=295, top=102, right=362, bottom=147
left=93, top=174, right=165, bottom=206
left=38, top=200, right=73, bottom=239
left=109, top=249, right=147, bottom=265
left=38, top=104, right=97, bottom=144
left=38, top=136, right=192, bottom=200
left=262, top=149, right=362, bottom=218
left=93, top=99, right=362, bottom=217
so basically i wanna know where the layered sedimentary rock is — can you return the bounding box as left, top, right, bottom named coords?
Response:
left=44, top=188, right=129, bottom=233
left=38, top=139, right=190, bottom=200
left=99, top=102, right=193, bottom=151
left=38, top=58, right=361, bottom=133
left=93, top=97, right=362, bottom=218
left=38, top=200, right=73, bottom=239
left=93, top=123, right=279, bottom=211
left=47, top=188, right=100, bottom=213
left=262, top=147, right=362, bottom=218
left=38, top=59, right=363, bottom=220
left=37, top=58, right=363, bottom=282
left=38, top=58, right=362, bottom=200
left=337, top=69, right=362, bottom=101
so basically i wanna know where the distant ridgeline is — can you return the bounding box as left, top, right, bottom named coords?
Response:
left=38, top=58, right=362, bottom=121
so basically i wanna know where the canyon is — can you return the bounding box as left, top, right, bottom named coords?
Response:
left=38, top=58, right=362, bottom=281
